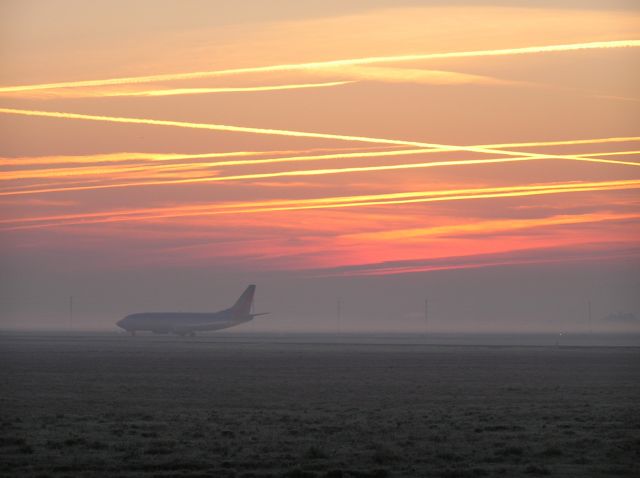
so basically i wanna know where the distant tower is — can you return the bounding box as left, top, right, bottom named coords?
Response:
left=424, top=298, right=429, bottom=334
left=69, top=296, right=73, bottom=330
left=251, top=299, right=256, bottom=332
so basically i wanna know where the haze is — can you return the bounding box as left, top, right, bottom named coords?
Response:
left=1, top=0, right=639, bottom=334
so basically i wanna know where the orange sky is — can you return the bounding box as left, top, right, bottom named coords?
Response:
left=0, top=1, right=638, bottom=331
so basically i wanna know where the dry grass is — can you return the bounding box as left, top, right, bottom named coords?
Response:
left=0, top=334, right=638, bottom=477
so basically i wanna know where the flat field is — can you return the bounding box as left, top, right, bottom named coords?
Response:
left=1, top=333, right=638, bottom=477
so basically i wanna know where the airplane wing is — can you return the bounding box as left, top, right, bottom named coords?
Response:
left=173, top=313, right=270, bottom=334
left=173, top=322, right=234, bottom=333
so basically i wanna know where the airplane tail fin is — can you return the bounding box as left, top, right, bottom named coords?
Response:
left=230, top=284, right=256, bottom=318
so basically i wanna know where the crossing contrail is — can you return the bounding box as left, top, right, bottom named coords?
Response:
left=2, top=136, right=637, bottom=169
left=0, top=107, right=635, bottom=164
left=2, top=148, right=638, bottom=192
left=3, top=179, right=639, bottom=230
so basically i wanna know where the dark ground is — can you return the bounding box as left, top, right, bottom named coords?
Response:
left=0, top=333, right=639, bottom=477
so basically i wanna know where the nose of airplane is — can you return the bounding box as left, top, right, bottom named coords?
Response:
left=116, top=317, right=128, bottom=330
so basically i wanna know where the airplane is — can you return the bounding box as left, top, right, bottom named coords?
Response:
left=116, top=284, right=267, bottom=336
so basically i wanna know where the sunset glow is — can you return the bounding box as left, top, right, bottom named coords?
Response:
left=1, top=1, right=638, bottom=331
left=3, top=7, right=640, bottom=478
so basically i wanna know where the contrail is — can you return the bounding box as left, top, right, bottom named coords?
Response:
left=5, top=81, right=355, bottom=99
left=0, top=107, right=636, bottom=169
left=0, top=145, right=399, bottom=167
left=483, top=137, right=640, bottom=150
left=0, top=106, right=451, bottom=148
left=106, top=81, right=354, bottom=96
left=341, top=212, right=640, bottom=241
left=2, top=149, right=638, bottom=192
left=329, top=250, right=640, bottom=277
left=2, top=148, right=418, bottom=181
left=1, top=107, right=639, bottom=193
left=310, top=66, right=516, bottom=86
left=0, top=40, right=637, bottom=93
left=4, top=179, right=639, bottom=229
left=3, top=137, right=637, bottom=170
left=1, top=148, right=442, bottom=181
left=254, top=180, right=640, bottom=215
left=324, top=212, right=640, bottom=275
left=0, top=163, right=221, bottom=181
left=575, top=150, right=640, bottom=158
left=8, top=147, right=635, bottom=182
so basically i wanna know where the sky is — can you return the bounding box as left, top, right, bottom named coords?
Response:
left=0, top=1, right=639, bottom=332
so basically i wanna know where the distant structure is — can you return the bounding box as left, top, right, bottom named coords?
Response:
left=588, top=300, right=592, bottom=334
left=424, top=298, right=429, bottom=334
left=336, top=297, right=342, bottom=334
left=69, top=296, right=73, bottom=329
left=556, top=332, right=563, bottom=347
left=251, top=299, right=256, bottom=331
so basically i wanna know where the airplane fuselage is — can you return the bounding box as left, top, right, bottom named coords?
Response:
left=117, top=309, right=251, bottom=335
left=117, top=284, right=263, bottom=335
